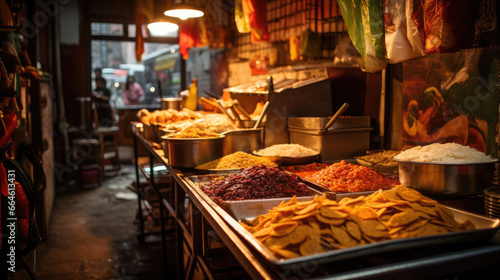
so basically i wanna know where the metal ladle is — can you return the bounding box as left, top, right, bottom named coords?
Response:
left=229, top=104, right=244, bottom=128
left=253, top=101, right=270, bottom=129
left=321, top=102, right=349, bottom=133
left=233, top=99, right=251, bottom=120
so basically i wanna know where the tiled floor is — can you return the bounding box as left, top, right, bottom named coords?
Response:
left=9, top=165, right=172, bottom=280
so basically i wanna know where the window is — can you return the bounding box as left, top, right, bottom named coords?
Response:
left=91, top=40, right=181, bottom=107
left=90, top=20, right=181, bottom=108
left=91, top=23, right=124, bottom=36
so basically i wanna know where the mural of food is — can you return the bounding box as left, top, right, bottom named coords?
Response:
left=401, top=47, right=499, bottom=156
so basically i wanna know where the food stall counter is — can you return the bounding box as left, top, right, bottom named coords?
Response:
left=131, top=123, right=500, bottom=280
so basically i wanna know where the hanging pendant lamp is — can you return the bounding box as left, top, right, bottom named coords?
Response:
left=147, top=19, right=179, bottom=37
left=164, top=0, right=204, bottom=20
left=147, top=0, right=179, bottom=37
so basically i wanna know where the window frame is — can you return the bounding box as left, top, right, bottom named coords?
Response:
left=86, top=15, right=186, bottom=105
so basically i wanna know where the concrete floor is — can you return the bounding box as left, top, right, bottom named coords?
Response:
left=8, top=145, right=249, bottom=280
left=10, top=164, right=172, bottom=280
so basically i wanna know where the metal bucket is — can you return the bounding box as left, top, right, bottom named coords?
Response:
left=222, top=128, right=262, bottom=155
left=165, top=135, right=225, bottom=168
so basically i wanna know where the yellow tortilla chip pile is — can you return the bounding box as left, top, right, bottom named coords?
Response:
left=240, top=185, right=476, bottom=259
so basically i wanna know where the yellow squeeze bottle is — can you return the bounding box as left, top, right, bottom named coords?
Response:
left=185, top=78, right=198, bottom=111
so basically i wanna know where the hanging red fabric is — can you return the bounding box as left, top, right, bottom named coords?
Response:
left=242, top=0, right=269, bottom=43
left=135, top=13, right=145, bottom=62
left=0, top=112, right=17, bottom=147
left=179, top=20, right=202, bottom=59
left=0, top=164, right=31, bottom=250
left=0, top=163, right=5, bottom=251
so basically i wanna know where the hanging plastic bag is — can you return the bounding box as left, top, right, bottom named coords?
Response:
left=235, top=0, right=250, bottom=33
left=289, top=36, right=300, bottom=62
left=333, top=36, right=365, bottom=68
left=300, top=29, right=322, bottom=58
left=384, top=0, right=424, bottom=63
left=242, top=0, right=269, bottom=43
left=423, top=0, right=480, bottom=53
left=337, top=0, right=387, bottom=72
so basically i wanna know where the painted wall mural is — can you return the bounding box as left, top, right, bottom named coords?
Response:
left=401, top=47, right=499, bottom=158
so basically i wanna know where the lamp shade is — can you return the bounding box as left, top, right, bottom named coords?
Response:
left=164, top=2, right=204, bottom=20
left=147, top=20, right=179, bottom=36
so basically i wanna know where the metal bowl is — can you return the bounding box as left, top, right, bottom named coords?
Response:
left=222, top=128, right=262, bottom=155
left=253, top=149, right=320, bottom=166
left=394, top=159, right=498, bottom=196
left=165, top=134, right=225, bottom=168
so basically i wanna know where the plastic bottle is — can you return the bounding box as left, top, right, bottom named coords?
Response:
left=185, top=78, right=198, bottom=111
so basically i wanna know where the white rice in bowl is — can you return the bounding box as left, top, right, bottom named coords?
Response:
left=393, top=143, right=496, bottom=163
left=255, top=144, right=319, bottom=158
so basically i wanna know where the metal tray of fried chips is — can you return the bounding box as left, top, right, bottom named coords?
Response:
left=183, top=175, right=500, bottom=271
left=233, top=205, right=499, bottom=271
left=185, top=174, right=335, bottom=218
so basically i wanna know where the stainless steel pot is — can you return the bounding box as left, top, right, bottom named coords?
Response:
left=222, top=128, right=262, bottom=155
left=160, top=130, right=176, bottom=156
left=165, top=134, right=225, bottom=168
left=143, top=123, right=155, bottom=141
left=395, top=159, right=497, bottom=196
left=159, top=97, right=183, bottom=110
left=149, top=124, right=168, bottom=143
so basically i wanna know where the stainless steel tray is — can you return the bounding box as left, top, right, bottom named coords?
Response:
left=185, top=174, right=334, bottom=218
left=193, top=168, right=243, bottom=174
left=236, top=205, right=499, bottom=271
left=184, top=174, right=500, bottom=271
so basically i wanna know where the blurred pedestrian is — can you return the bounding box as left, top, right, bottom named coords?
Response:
left=122, top=75, right=144, bottom=105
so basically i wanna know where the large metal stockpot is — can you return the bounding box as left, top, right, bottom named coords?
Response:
left=159, top=97, right=183, bottom=110
left=165, top=134, right=225, bottom=168
left=395, top=159, right=497, bottom=196
left=160, top=130, right=176, bottom=156
left=222, top=128, right=262, bottom=155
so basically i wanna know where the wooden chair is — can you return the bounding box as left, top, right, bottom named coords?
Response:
left=91, top=95, right=121, bottom=179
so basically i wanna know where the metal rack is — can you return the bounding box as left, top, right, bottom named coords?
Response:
left=132, top=124, right=261, bottom=280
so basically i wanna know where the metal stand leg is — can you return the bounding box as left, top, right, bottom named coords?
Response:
left=185, top=256, right=195, bottom=280
left=150, top=153, right=168, bottom=279
left=175, top=182, right=185, bottom=280
left=186, top=205, right=203, bottom=280
left=19, top=258, right=37, bottom=280
left=134, top=135, right=145, bottom=243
